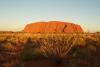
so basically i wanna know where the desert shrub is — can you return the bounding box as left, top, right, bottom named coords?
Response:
left=85, top=38, right=97, bottom=46
left=39, top=35, right=78, bottom=64
left=19, top=37, right=44, bottom=61
left=85, top=37, right=100, bottom=52
left=70, top=46, right=95, bottom=59
left=1, top=42, right=15, bottom=51
left=67, top=45, right=97, bottom=67
left=19, top=49, right=43, bottom=61
left=24, top=37, right=40, bottom=49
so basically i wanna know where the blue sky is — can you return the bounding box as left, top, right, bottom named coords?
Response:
left=0, top=0, right=100, bottom=32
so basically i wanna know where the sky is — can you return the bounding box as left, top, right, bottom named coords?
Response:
left=0, top=0, right=100, bottom=32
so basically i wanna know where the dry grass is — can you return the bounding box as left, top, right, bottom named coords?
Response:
left=0, top=32, right=100, bottom=67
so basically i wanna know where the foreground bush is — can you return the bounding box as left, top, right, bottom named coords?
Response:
left=67, top=45, right=100, bottom=67
left=19, top=38, right=44, bottom=61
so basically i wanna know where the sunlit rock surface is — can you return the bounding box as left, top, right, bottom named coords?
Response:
left=24, top=21, right=84, bottom=33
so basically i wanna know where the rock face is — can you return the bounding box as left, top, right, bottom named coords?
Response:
left=23, top=21, right=84, bottom=33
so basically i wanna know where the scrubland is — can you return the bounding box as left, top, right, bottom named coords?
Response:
left=0, top=32, right=100, bottom=67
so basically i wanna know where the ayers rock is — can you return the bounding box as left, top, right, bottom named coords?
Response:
left=23, top=21, right=84, bottom=33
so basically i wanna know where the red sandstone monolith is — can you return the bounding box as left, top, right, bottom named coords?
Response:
left=23, top=21, right=84, bottom=33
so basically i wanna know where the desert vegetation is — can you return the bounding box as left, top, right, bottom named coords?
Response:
left=0, top=32, right=100, bottom=67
